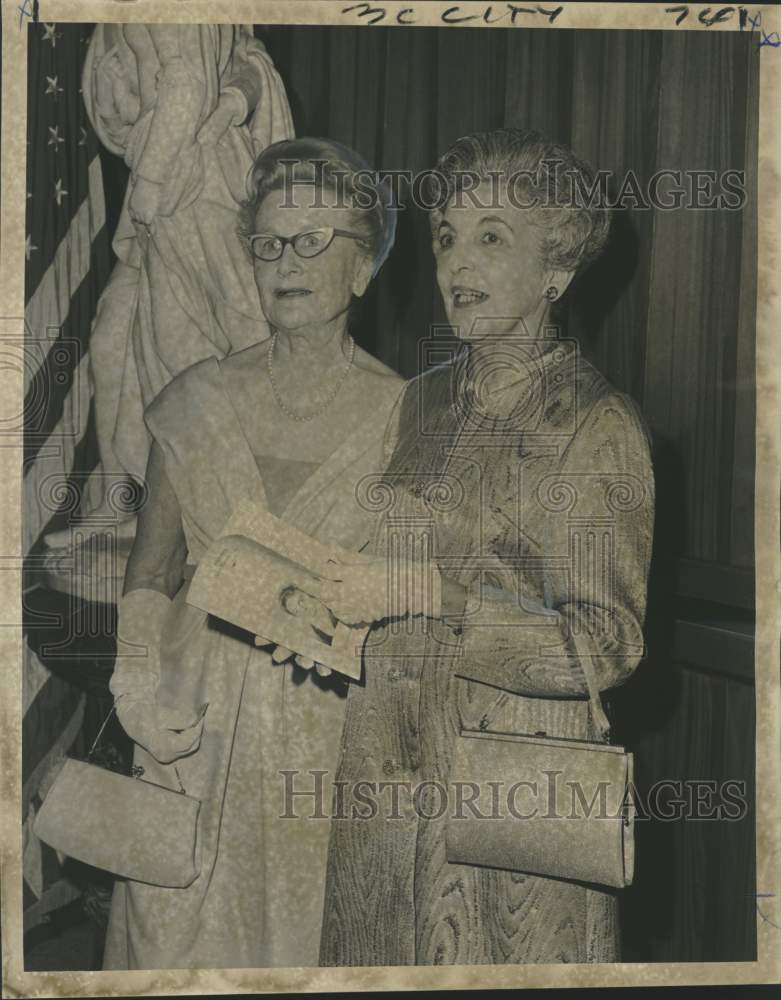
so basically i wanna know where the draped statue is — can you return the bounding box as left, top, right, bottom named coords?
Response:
left=44, top=24, right=294, bottom=554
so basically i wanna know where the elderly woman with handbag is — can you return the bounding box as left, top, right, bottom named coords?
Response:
left=311, top=128, right=655, bottom=965
left=101, top=138, right=402, bottom=969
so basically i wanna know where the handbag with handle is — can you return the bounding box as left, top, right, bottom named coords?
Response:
left=33, top=708, right=202, bottom=889
left=447, top=637, right=635, bottom=889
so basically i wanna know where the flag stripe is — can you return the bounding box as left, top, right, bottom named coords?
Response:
left=22, top=638, right=56, bottom=716
left=24, top=238, right=108, bottom=471
left=23, top=874, right=82, bottom=935
left=23, top=690, right=85, bottom=816
left=24, top=155, right=106, bottom=393
left=22, top=663, right=85, bottom=793
left=24, top=357, right=94, bottom=553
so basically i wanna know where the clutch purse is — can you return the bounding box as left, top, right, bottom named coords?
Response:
left=33, top=710, right=201, bottom=889
left=447, top=639, right=635, bottom=889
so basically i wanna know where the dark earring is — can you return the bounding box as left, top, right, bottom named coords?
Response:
left=545, top=286, right=558, bottom=301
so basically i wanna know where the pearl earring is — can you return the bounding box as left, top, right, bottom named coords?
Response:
left=545, top=286, right=558, bottom=301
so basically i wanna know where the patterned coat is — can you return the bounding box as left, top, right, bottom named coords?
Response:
left=320, top=337, right=655, bottom=965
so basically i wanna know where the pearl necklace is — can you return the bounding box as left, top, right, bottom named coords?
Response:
left=267, top=332, right=356, bottom=422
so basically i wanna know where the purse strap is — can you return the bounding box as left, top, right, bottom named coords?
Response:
left=472, top=637, right=612, bottom=744
left=87, top=704, right=116, bottom=761
left=569, top=627, right=612, bottom=744
left=87, top=702, right=186, bottom=793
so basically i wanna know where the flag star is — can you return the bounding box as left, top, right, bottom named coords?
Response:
left=47, top=126, right=64, bottom=150
left=45, top=76, right=63, bottom=98
left=54, top=179, right=68, bottom=205
left=27, top=191, right=32, bottom=200
left=25, top=236, right=39, bottom=261
left=42, top=23, right=61, bottom=47
left=78, top=127, right=87, bottom=146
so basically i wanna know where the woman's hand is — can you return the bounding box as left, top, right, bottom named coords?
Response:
left=305, top=558, right=391, bottom=627
left=306, top=556, right=442, bottom=627
left=115, top=696, right=207, bottom=764
left=253, top=635, right=332, bottom=678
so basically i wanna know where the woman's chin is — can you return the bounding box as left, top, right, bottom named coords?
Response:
left=451, top=325, right=501, bottom=343
left=450, top=318, right=533, bottom=342
left=267, top=307, right=318, bottom=332
left=445, top=310, right=484, bottom=339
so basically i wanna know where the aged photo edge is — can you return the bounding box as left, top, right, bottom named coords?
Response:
left=1, top=1, right=779, bottom=995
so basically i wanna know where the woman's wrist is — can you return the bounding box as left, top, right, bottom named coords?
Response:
left=111, top=588, right=173, bottom=700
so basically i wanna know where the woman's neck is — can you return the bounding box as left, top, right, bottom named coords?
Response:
left=271, top=316, right=352, bottom=370
left=467, top=304, right=551, bottom=359
left=460, top=305, right=560, bottom=407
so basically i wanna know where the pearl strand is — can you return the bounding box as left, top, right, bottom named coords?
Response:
left=267, top=332, right=356, bottom=422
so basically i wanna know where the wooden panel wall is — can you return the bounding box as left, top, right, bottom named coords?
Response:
left=613, top=660, right=756, bottom=962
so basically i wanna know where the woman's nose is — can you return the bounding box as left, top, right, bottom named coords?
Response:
left=448, top=244, right=474, bottom=275
left=276, top=243, right=302, bottom=276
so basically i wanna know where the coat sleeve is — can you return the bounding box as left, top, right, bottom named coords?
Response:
left=452, top=393, right=655, bottom=699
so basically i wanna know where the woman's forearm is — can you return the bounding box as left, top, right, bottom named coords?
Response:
left=123, top=441, right=189, bottom=599
left=123, top=534, right=187, bottom=599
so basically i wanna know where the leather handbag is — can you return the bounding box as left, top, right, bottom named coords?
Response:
left=446, top=641, right=635, bottom=889
left=33, top=709, right=202, bottom=889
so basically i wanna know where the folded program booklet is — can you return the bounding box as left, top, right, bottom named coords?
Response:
left=185, top=499, right=368, bottom=680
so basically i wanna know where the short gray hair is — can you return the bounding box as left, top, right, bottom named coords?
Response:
left=431, top=128, right=611, bottom=273
left=239, top=137, right=396, bottom=278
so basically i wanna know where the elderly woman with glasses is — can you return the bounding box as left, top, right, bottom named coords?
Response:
left=311, top=129, right=655, bottom=965
left=102, top=138, right=402, bottom=970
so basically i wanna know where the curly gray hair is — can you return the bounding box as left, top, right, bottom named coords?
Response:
left=430, top=128, right=611, bottom=273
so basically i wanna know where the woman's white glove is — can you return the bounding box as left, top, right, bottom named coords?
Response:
left=304, top=555, right=442, bottom=627
left=111, top=589, right=206, bottom=764
left=253, top=636, right=333, bottom=678
left=114, top=698, right=206, bottom=765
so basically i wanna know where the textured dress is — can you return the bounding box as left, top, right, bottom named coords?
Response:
left=102, top=354, right=401, bottom=969
left=320, top=338, right=655, bottom=965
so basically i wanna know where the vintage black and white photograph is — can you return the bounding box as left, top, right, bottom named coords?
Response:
left=1, top=1, right=779, bottom=994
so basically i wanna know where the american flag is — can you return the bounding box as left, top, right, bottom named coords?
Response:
left=22, top=22, right=112, bottom=933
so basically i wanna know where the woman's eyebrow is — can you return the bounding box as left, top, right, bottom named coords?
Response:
left=479, top=215, right=514, bottom=232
